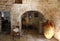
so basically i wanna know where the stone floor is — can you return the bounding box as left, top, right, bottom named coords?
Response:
left=0, top=30, right=58, bottom=41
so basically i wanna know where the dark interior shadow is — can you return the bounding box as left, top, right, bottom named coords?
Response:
left=0, top=12, right=11, bottom=34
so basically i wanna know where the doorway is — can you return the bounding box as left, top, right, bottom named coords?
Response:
left=21, top=11, right=46, bottom=35
left=0, top=11, right=11, bottom=34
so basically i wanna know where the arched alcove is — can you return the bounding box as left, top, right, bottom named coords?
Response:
left=20, top=11, right=46, bottom=35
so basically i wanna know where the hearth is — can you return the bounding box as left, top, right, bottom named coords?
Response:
left=21, top=11, right=46, bottom=35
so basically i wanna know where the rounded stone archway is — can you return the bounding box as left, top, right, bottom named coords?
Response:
left=19, top=11, right=47, bottom=36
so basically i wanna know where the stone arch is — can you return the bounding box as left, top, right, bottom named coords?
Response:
left=19, top=10, right=46, bottom=36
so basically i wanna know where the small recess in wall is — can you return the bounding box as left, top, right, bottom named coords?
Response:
left=15, top=0, right=22, bottom=4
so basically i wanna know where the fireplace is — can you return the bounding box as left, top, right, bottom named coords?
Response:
left=21, top=11, right=46, bottom=35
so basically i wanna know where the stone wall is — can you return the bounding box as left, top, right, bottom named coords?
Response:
left=0, top=0, right=15, bottom=11
left=0, top=0, right=60, bottom=40
left=11, top=0, right=60, bottom=39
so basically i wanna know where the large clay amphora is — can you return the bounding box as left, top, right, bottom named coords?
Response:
left=44, top=20, right=55, bottom=39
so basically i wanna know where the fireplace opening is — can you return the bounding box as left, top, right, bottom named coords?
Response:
left=21, top=11, right=46, bottom=35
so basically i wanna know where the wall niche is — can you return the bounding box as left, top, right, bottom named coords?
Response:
left=15, top=0, right=22, bottom=4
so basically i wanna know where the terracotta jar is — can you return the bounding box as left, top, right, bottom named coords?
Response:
left=43, top=20, right=55, bottom=39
